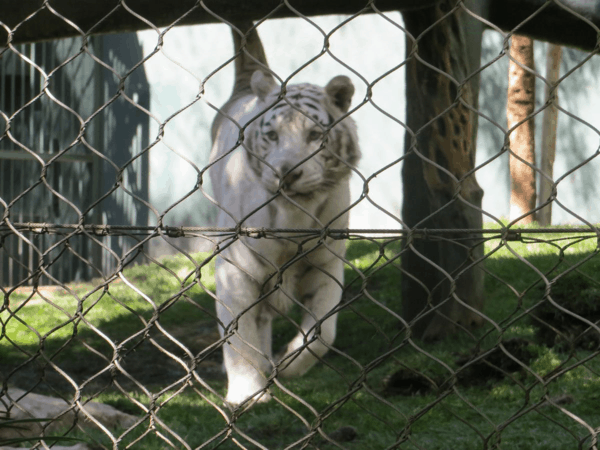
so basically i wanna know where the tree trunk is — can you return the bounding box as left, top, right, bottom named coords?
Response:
left=401, top=0, right=485, bottom=340
left=507, top=35, right=537, bottom=224
left=537, top=44, right=562, bottom=227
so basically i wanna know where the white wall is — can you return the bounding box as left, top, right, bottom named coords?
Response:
left=138, top=13, right=406, bottom=235
left=137, top=14, right=600, bottom=249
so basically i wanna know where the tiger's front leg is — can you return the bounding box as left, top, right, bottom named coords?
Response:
left=215, top=258, right=273, bottom=406
left=277, top=257, right=344, bottom=378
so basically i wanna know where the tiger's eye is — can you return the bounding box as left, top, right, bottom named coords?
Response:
left=308, top=130, right=323, bottom=142
left=265, top=130, right=278, bottom=141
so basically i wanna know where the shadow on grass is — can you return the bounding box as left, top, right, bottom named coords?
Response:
left=1, top=285, right=223, bottom=400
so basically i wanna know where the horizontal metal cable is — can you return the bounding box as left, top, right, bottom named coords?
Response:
left=1, top=222, right=598, bottom=238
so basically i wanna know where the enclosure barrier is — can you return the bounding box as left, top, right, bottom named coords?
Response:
left=1, top=1, right=600, bottom=449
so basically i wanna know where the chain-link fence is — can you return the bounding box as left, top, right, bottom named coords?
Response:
left=1, top=1, right=600, bottom=449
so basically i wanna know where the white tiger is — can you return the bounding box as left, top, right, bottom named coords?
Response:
left=208, top=22, right=360, bottom=406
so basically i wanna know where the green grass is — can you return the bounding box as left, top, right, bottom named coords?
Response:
left=1, top=226, right=599, bottom=449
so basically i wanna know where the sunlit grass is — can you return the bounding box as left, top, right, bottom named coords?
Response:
left=0, top=252, right=217, bottom=353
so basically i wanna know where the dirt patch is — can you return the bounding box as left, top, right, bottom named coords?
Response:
left=382, top=338, right=535, bottom=396
left=454, top=337, right=535, bottom=386
left=382, top=369, right=436, bottom=396
left=2, top=321, right=224, bottom=399
left=531, top=274, right=600, bottom=351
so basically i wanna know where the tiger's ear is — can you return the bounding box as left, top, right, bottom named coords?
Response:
left=251, top=70, right=276, bottom=101
left=325, top=76, right=355, bottom=113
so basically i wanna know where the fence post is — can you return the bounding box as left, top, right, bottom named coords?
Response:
left=90, top=35, right=105, bottom=279
left=401, top=0, right=485, bottom=339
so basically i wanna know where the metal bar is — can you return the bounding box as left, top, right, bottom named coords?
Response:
left=90, top=35, right=104, bottom=280
left=486, top=0, right=600, bottom=51
left=1, top=223, right=599, bottom=236
left=1, top=0, right=442, bottom=46
left=0, top=149, right=94, bottom=163
left=2, top=1, right=600, bottom=51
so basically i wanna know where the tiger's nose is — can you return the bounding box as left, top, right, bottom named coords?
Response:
left=279, top=163, right=303, bottom=187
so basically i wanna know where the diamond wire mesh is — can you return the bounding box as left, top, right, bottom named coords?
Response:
left=1, top=1, right=600, bottom=449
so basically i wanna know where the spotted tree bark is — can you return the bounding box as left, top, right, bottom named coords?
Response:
left=508, top=35, right=537, bottom=224
left=401, top=0, right=485, bottom=340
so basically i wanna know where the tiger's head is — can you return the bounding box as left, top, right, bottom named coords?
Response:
left=244, top=71, right=361, bottom=197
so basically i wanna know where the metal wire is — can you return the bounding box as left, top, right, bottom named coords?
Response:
left=1, top=1, right=599, bottom=449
